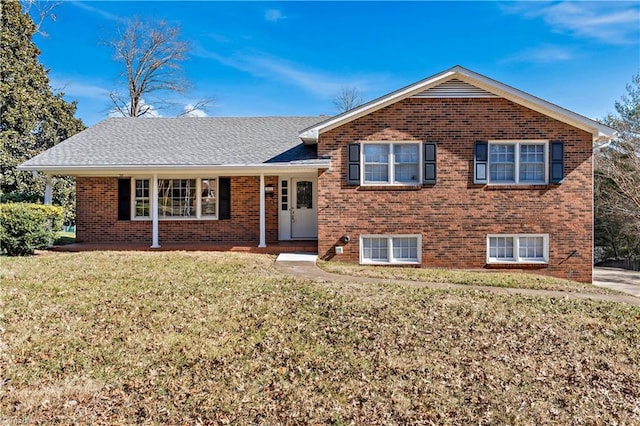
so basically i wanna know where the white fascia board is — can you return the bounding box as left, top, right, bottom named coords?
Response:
left=454, top=71, right=616, bottom=142
left=299, top=68, right=460, bottom=143
left=300, top=65, right=616, bottom=144
left=16, top=162, right=329, bottom=177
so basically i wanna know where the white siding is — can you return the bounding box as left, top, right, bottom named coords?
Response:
left=412, top=78, right=498, bottom=98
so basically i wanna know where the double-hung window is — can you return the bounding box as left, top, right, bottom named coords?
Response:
left=360, top=235, right=421, bottom=264
left=487, top=234, right=549, bottom=263
left=488, top=141, right=547, bottom=185
left=200, top=178, right=217, bottom=218
left=363, top=143, right=420, bottom=185
left=133, top=179, right=150, bottom=218
left=132, top=178, right=219, bottom=220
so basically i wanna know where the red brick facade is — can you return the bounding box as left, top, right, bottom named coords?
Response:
left=76, top=176, right=280, bottom=245
left=316, top=97, right=594, bottom=282
left=75, top=97, right=594, bottom=282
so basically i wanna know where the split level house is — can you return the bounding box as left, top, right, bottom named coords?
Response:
left=19, top=66, right=616, bottom=282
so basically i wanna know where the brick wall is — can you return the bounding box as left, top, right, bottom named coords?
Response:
left=317, top=97, right=594, bottom=282
left=76, top=176, right=279, bottom=244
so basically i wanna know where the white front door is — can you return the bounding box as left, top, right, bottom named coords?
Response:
left=290, top=178, right=318, bottom=239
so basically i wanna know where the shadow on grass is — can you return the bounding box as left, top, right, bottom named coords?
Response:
left=54, top=231, right=76, bottom=246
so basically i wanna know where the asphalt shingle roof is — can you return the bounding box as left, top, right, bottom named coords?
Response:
left=20, top=116, right=327, bottom=168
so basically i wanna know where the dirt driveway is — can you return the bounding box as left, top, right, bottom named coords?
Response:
left=593, top=267, right=640, bottom=298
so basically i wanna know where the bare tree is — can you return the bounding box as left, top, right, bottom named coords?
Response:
left=595, top=72, right=640, bottom=259
left=20, top=0, right=61, bottom=37
left=107, top=17, right=192, bottom=117
left=333, top=86, right=363, bottom=113
left=599, top=73, right=640, bottom=218
left=178, top=99, right=214, bottom=117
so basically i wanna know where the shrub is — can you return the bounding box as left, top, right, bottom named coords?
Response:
left=0, top=203, right=64, bottom=256
left=0, top=192, right=41, bottom=204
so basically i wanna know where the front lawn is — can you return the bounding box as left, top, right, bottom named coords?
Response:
left=2, top=251, right=639, bottom=424
left=319, top=260, right=615, bottom=294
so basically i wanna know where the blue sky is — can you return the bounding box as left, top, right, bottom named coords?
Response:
left=31, top=1, right=640, bottom=126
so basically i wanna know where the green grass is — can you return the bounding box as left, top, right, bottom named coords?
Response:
left=53, top=230, right=75, bottom=246
left=318, top=260, right=615, bottom=294
left=2, top=251, right=639, bottom=424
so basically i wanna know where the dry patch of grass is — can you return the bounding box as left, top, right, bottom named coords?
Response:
left=319, top=261, right=615, bottom=294
left=1, top=251, right=639, bottom=424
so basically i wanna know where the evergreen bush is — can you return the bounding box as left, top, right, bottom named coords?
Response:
left=0, top=203, right=64, bottom=256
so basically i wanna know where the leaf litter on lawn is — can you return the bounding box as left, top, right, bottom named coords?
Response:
left=1, top=251, right=639, bottom=424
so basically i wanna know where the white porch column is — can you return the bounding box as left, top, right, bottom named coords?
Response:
left=258, top=173, right=266, bottom=248
left=43, top=174, right=53, bottom=205
left=151, top=174, right=160, bottom=248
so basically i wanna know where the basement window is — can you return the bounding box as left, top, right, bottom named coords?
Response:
left=360, top=235, right=421, bottom=264
left=487, top=234, right=549, bottom=263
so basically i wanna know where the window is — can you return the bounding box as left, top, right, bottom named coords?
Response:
left=487, top=234, right=549, bottom=263
left=158, top=179, right=196, bottom=217
left=134, top=179, right=150, bottom=218
left=363, top=143, right=420, bottom=185
left=394, top=144, right=420, bottom=183
left=362, top=237, right=389, bottom=262
left=296, top=180, right=313, bottom=208
left=364, top=145, right=389, bottom=183
left=201, top=178, right=217, bottom=217
left=132, top=178, right=219, bottom=220
left=393, top=237, right=419, bottom=260
left=488, top=141, right=547, bottom=185
left=519, top=144, right=545, bottom=182
left=281, top=180, right=288, bottom=211
left=360, top=235, right=421, bottom=264
left=489, top=144, right=515, bottom=182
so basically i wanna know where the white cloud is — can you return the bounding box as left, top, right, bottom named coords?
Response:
left=49, top=77, right=110, bottom=100
left=502, top=1, right=640, bottom=45
left=109, top=99, right=161, bottom=118
left=249, top=56, right=344, bottom=95
left=265, top=9, right=286, bottom=23
left=71, top=1, right=126, bottom=23
left=205, top=32, right=232, bottom=44
left=182, top=104, right=207, bottom=117
left=501, top=45, right=573, bottom=64
left=195, top=48, right=377, bottom=97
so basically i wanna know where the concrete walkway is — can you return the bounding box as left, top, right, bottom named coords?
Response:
left=274, top=260, right=640, bottom=306
left=593, top=267, right=640, bottom=298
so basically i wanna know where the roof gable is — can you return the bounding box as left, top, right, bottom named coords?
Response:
left=299, top=66, right=616, bottom=144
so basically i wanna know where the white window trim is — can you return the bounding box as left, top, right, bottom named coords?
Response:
left=132, top=177, right=151, bottom=219
left=360, top=141, right=422, bottom=186
left=486, top=234, right=549, bottom=264
left=131, top=177, right=219, bottom=221
left=487, top=140, right=548, bottom=185
left=360, top=234, right=422, bottom=265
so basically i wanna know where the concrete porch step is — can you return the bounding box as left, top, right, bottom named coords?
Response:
left=276, top=253, right=318, bottom=262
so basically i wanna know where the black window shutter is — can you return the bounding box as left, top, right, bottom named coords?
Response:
left=423, top=143, right=437, bottom=184
left=117, top=178, right=131, bottom=220
left=347, top=143, right=360, bottom=185
left=219, top=177, right=231, bottom=219
left=550, top=141, right=564, bottom=183
left=474, top=142, right=488, bottom=184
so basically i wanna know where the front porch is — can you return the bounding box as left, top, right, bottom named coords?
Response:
left=50, top=240, right=318, bottom=255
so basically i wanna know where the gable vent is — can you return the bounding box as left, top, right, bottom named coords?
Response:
left=412, top=78, right=498, bottom=98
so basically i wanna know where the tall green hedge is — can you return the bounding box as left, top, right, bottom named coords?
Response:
left=0, top=203, right=64, bottom=256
